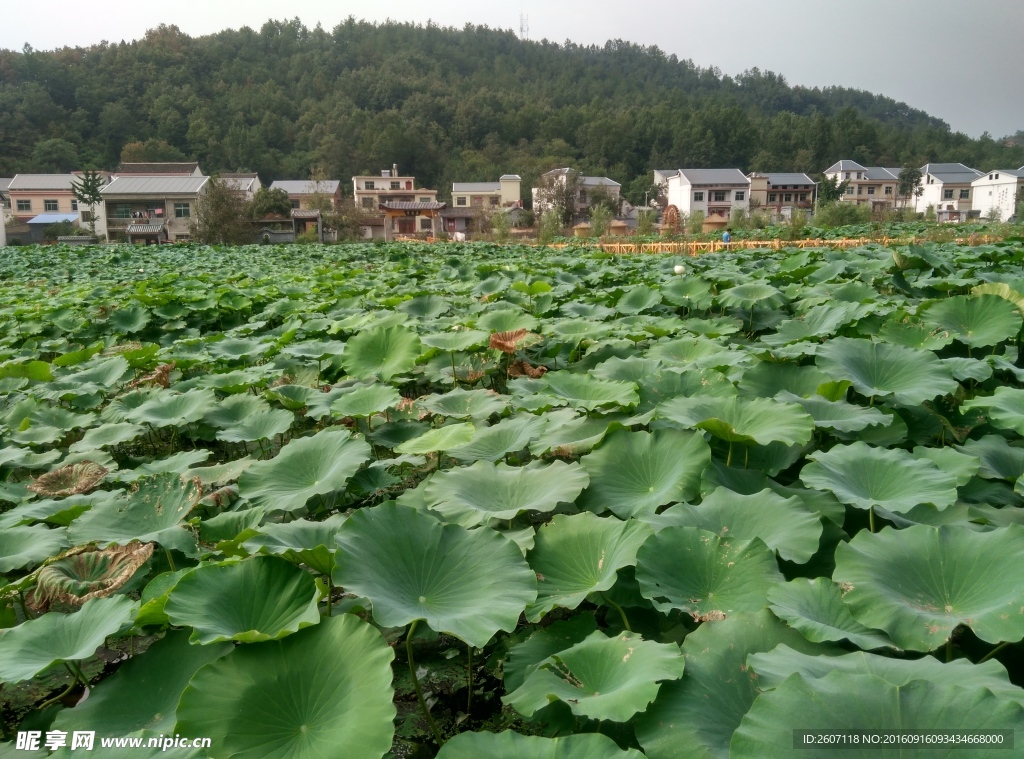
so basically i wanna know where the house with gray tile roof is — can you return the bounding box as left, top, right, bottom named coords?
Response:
left=662, top=168, right=751, bottom=219
left=96, top=175, right=210, bottom=243
left=532, top=168, right=622, bottom=219
left=451, top=175, right=521, bottom=209
left=823, top=161, right=900, bottom=208
left=915, top=163, right=983, bottom=214
left=748, top=172, right=817, bottom=213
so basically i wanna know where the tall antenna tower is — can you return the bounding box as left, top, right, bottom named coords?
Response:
left=519, top=12, right=529, bottom=40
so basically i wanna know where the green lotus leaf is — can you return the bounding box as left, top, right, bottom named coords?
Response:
left=963, top=386, right=1024, bottom=435
left=420, top=330, right=490, bottom=351
left=737, top=362, right=830, bottom=399
left=528, top=408, right=619, bottom=456
left=127, top=388, right=218, bottom=428
left=616, top=285, right=663, bottom=314
left=476, top=308, right=539, bottom=333
left=645, top=487, right=822, bottom=564
left=418, top=388, right=508, bottom=419
left=747, top=645, right=1024, bottom=705
left=815, top=337, right=958, bottom=404
left=111, top=450, right=210, bottom=484
left=958, top=435, right=1024, bottom=480
left=447, top=414, right=545, bottom=462
left=634, top=611, right=827, bottom=759
left=921, top=294, right=1021, bottom=348
left=63, top=356, right=131, bottom=389
left=542, top=371, right=639, bottom=411
left=767, top=578, right=896, bottom=650
left=718, top=281, right=784, bottom=310
left=281, top=339, right=345, bottom=360
left=108, top=306, right=151, bottom=333
left=424, top=460, right=589, bottom=526
left=208, top=337, right=274, bottom=362
left=731, top=673, right=1024, bottom=758
left=27, top=542, right=154, bottom=611
left=396, top=422, right=475, bottom=455
left=545, top=318, right=609, bottom=342
left=51, top=629, right=231, bottom=736
left=504, top=613, right=598, bottom=692
left=164, top=556, right=321, bottom=644
left=635, top=526, right=783, bottom=619
left=504, top=630, right=685, bottom=722
left=68, top=473, right=202, bottom=549
left=877, top=313, right=955, bottom=350
left=397, top=294, right=449, bottom=318
left=800, top=441, right=958, bottom=513
left=658, top=395, right=814, bottom=447
left=216, top=408, right=294, bottom=443
left=662, top=277, right=712, bottom=308
left=333, top=503, right=536, bottom=647
left=330, top=384, right=402, bottom=418
left=241, top=514, right=347, bottom=576
left=341, top=324, right=421, bottom=380
left=833, top=524, right=1024, bottom=651
left=135, top=568, right=193, bottom=628
left=774, top=390, right=893, bottom=433
left=265, top=384, right=321, bottom=410
left=0, top=595, right=137, bottom=683
left=175, top=613, right=395, bottom=759
left=202, top=393, right=270, bottom=428
left=437, top=731, right=645, bottom=759
left=238, top=428, right=371, bottom=513
left=579, top=428, right=710, bottom=518
left=526, top=512, right=652, bottom=621
left=645, top=336, right=734, bottom=368
left=912, top=445, right=980, bottom=486
left=592, top=356, right=664, bottom=383
left=0, top=525, right=68, bottom=572
left=69, top=422, right=145, bottom=452
left=0, top=492, right=108, bottom=529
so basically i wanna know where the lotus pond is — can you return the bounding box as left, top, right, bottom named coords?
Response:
left=1, top=241, right=1024, bottom=758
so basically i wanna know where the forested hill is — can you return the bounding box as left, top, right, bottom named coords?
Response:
left=2, top=18, right=1022, bottom=202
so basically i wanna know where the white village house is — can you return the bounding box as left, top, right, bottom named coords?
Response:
left=94, top=175, right=210, bottom=244
left=532, top=168, right=621, bottom=218
left=660, top=169, right=751, bottom=219
left=913, top=163, right=983, bottom=216
left=971, top=168, right=1024, bottom=221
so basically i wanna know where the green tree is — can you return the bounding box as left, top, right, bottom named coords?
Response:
left=491, top=209, right=511, bottom=243
left=42, top=219, right=79, bottom=240
left=538, top=209, right=562, bottom=244
left=31, top=139, right=79, bottom=173
left=924, top=204, right=937, bottom=222
left=688, top=210, right=705, bottom=234
left=636, top=209, right=656, bottom=236
left=590, top=204, right=612, bottom=237
left=1016, top=187, right=1024, bottom=221
left=72, top=170, right=105, bottom=236
left=896, top=167, right=923, bottom=209
left=120, top=139, right=187, bottom=164
left=190, top=178, right=253, bottom=244
left=817, top=175, right=850, bottom=206
left=250, top=187, right=293, bottom=219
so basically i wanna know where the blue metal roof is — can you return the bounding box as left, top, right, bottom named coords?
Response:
left=26, top=213, right=78, bottom=225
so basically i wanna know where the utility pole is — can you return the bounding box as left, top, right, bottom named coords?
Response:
left=519, top=12, right=529, bottom=40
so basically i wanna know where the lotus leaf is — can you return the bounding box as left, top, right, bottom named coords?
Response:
left=815, top=337, right=958, bottom=404
left=767, top=578, right=895, bottom=650
left=833, top=524, right=1024, bottom=651
left=437, top=731, right=645, bottom=759
left=396, top=421, right=475, bottom=455
left=28, top=542, right=154, bottom=611
left=165, top=556, right=321, bottom=644
left=921, top=294, right=1021, bottom=348
left=333, top=503, right=536, bottom=647
left=341, top=324, right=421, bottom=380
left=176, top=613, right=395, bottom=759
left=504, top=630, right=685, bottom=722
left=658, top=395, right=814, bottom=447
left=0, top=525, right=69, bottom=573
left=330, top=383, right=402, bottom=418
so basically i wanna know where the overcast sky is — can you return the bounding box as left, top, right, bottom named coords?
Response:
left=2, top=0, right=1021, bottom=138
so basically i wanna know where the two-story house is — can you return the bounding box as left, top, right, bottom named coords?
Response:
left=662, top=169, right=751, bottom=220
left=532, top=168, right=622, bottom=218
left=747, top=173, right=817, bottom=214
left=823, top=161, right=901, bottom=208
left=7, top=175, right=82, bottom=223
left=270, top=180, right=343, bottom=211
left=451, top=175, right=522, bottom=209
left=220, top=173, right=262, bottom=199
left=971, top=168, right=1024, bottom=221
left=352, top=166, right=439, bottom=233
left=915, top=163, right=983, bottom=216
left=96, top=175, right=210, bottom=243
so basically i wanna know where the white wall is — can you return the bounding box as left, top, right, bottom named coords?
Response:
left=666, top=177, right=751, bottom=216
left=972, top=174, right=1024, bottom=220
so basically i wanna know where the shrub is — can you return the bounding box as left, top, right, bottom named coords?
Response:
left=814, top=202, right=872, bottom=228
left=688, top=210, right=705, bottom=234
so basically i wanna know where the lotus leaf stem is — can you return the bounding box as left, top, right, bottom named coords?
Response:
left=164, top=548, right=176, bottom=572
left=945, top=637, right=953, bottom=662
left=605, top=597, right=632, bottom=632
left=405, top=620, right=444, bottom=747
left=38, top=679, right=79, bottom=710
left=869, top=506, right=875, bottom=534
left=466, top=645, right=473, bottom=716
left=977, top=641, right=1009, bottom=664
left=727, top=441, right=734, bottom=467
left=66, top=661, right=91, bottom=690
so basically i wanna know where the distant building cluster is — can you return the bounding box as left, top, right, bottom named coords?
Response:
left=2, top=156, right=1022, bottom=244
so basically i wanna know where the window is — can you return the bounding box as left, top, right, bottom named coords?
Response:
left=799, top=193, right=808, bottom=201
left=81, top=210, right=93, bottom=222
left=769, top=193, right=777, bottom=202
left=734, top=191, right=745, bottom=201
left=943, top=189, right=954, bottom=200
left=959, top=189, right=970, bottom=199
left=44, top=199, right=58, bottom=211
left=693, top=191, right=704, bottom=202
left=16, top=199, right=31, bottom=212
left=867, top=186, right=875, bottom=195
left=712, top=191, right=727, bottom=202
left=856, top=172, right=863, bottom=180
left=115, top=204, right=131, bottom=219
left=365, top=181, right=375, bottom=190
left=391, top=181, right=401, bottom=190
left=71, top=200, right=78, bottom=211
left=290, top=200, right=300, bottom=209
left=174, top=203, right=191, bottom=218
left=885, top=186, right=893, bottom=194
left=784, top=193, right=792, bottom=202
left=418, top=197, right=431, bottom=203
left=994, top=174, right=1000, bottom=180
left=845, top=185, right=854, bottom=195
left=845, top=172, right=850, bottom=179
left=456, top=196, right=467, bottom=206
left=420, top=217, right=432, bottom=231
left=361, top=197, right=374, bottom=209
left=489, top=196, right=499, bottom=206
left=857, top=186, right=863, bottom=195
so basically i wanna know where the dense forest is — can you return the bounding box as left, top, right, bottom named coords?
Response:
left=1, top=18, right=1022, bottom=204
